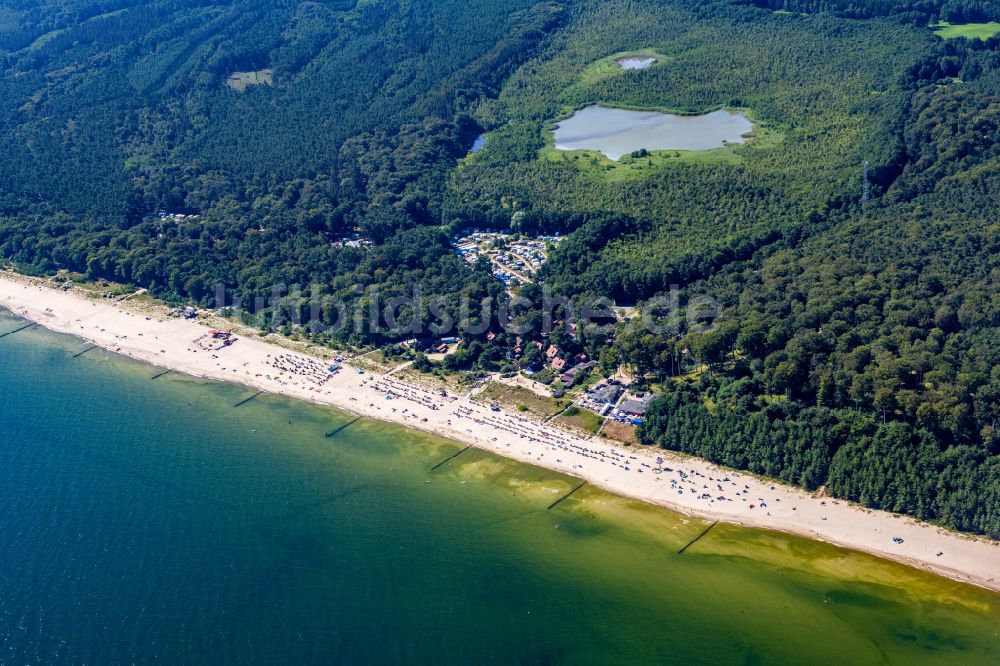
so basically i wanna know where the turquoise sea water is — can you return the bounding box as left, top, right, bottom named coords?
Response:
left=1, top=314, right=999, bottom=664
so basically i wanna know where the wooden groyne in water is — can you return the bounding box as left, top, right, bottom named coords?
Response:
left=325, top=416, right=363, bottom=438
left=234, top=391, right=264, bottom=408
left=429, top=444, right=472, bottom=471
left=547, top=481, right=588, bottom=510
left=72, top=345, right=98, bottom=358
left=150, top=369, right=171, bottom=380
left=678, top=520, right=719, bottom=554
left=0, top=322, right=35, bottom=339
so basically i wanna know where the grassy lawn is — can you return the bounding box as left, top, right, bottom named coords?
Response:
left=50, top=274, right=134, bottom=299
left=540, top=142, right=741, bottom=181
left=478, top=382, right=567, bottom=418
left=572, top=49, right=670, bottom=90
left=601, top=420, right=638, bottom=444
left=226, top=69, right=274, bottom=91
left=553, top=406, right=604, bottom=434
left=396, top=367, right=466, bottom=391
left=932, top=21, right=1000, bottom=40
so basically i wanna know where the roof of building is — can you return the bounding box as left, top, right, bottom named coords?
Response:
left=619, top=393, right=656, bottom=415
left=588, top=384, right=623, bottom=403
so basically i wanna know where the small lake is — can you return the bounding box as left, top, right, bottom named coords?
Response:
left=553, top=105, right=753, bottom=160
left=617, top=56, right=656, bottom=70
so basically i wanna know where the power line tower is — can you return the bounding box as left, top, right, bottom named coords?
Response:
left=862, top=160, right=871, bottom=206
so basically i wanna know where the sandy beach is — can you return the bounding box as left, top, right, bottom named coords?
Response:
left=2, top=271, right=998, bottom=594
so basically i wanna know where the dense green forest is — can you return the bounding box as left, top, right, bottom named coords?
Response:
left=745, top=0, right=1000, bottom=22
left=1, top=0, right=998, bottom=536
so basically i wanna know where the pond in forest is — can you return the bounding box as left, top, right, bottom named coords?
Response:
left=552, top=105, right=753, bottom=160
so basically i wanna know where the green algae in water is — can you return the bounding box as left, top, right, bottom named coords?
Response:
left=1, top=315, right=998, bottom=664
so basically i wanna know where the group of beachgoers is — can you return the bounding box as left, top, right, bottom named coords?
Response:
left=432, top=396, right=797, bottom=518
left=189, top=332, right=230, bottom=352
left=359, top=375, right=788, bottom=511
left=663, top=468, right=784, bottom=513
left=259, top=353, right=339, bottom=390
left=370, top=377, right=452, bottom=413
left=451, top=405, right=576, bottom=447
